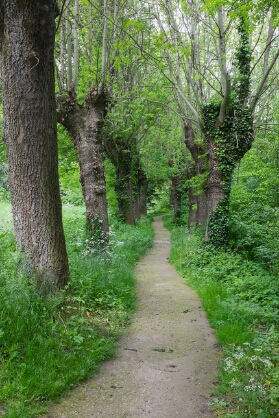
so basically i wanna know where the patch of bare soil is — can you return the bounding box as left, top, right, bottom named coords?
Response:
left=41, top=216, right=220, bottom=418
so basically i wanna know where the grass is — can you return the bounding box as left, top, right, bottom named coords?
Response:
left=164, top=215, right=279, bottom=418
left=0, top=203, right=154, bottom=418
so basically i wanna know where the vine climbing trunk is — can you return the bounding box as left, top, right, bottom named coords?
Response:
left=186, top=162, right=198, bottom=228
left=204, top=129, right=229, bottom=244
left=56, top=88, right=109, bottom=240
left=203, top=103, right=253, bottom=247
left=203, top=17, right=254, bottom=247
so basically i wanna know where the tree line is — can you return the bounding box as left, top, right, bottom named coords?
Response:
left=0, top=0, right=278, bottom=291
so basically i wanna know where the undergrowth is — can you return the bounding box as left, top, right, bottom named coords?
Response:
left=164, top=215, right=279, bottom=418
left=0, top=204, right=153, bottom=418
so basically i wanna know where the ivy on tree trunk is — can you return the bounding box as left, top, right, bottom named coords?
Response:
left=204, top=19, right=253, bottom=247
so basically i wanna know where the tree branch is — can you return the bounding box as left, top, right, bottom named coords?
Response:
left=0, top=7, right=4, bottom=79
left=250, top=46, right=279, bottom=115
left=217, top=7, right=231, bottom=125
left=98, top=0, right=109, bottom=94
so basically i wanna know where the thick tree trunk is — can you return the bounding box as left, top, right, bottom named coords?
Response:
left=57, top=88, right=109, bottom=239
left=1, top=0, right=69, bottom=291
left=203, top=20, right=254, bottom=248
left=104, top=136, right=135, bottom=225
left=184, top=123, right=208, bottom=226
left=196, top=193, right=209, bottom=226
left=134, top=196, right=140, bottom=222
left=134, top=161, right=148, bottom=220
left=186, top=162, right=198, bottom=228
left=203, top=105, right=253, bottom=247
left=206, top=138, right=226, bottom=216
left=204, top=136, right=228, bottom=244
left=168, top=158, right=187, bottom=221
left=115, top=151, right=134, bottom=224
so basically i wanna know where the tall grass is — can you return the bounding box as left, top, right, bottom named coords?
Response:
left=0, top=203, right=153, bottom=418
left=164, top=216, right=279, bottom=417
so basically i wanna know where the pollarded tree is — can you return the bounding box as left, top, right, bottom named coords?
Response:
left=154, top=1, right=210, bottom=227
left=103, top=3, right=169, bottom=224
left=0, top=0, right=70, bottom=291
left=56, top=0, right=111, bottom=240
left=154, top=0, right=279, bottom=246
left=104, top=92, right=154, bottom=224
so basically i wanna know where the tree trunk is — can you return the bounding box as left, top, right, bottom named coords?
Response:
left=134, top=195, right=140, bottom=221
left=139, top=176, right=148, bottom=217
left=186, top=161, right=197, bottom=228
left=65, top=0, right=72, bottom=90
left=204, top=134, right=228, bottom=244
left=1, top=0, right=69, bottom=291
left=170, top=175, right=180, bottom=218
left=203, top=18, right=254, bottom=247
left=203, top=102, right=253, bottom=247
left=184, top=123, right=208, bottom=226
left=104, top=135, right=135, bottom=225
left=134, top=161, right=148, bottom=220
left=168, top=157, right=187, bottom=222
left=57, top=88, right=109, bottom=239
left=115, top=151, right=134, bottom=224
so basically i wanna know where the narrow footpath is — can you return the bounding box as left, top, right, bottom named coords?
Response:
left=42, top=216, right=220, bottom=418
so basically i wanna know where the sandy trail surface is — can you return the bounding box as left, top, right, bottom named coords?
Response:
left=42, top=216, right=220, bottom=418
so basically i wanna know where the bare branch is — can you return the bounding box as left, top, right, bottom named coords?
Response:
left=250, top=46, right=279, bottom=114
left=263, top=16, right=275, bottom=77
left=98, top=0, right=109, bottom=94
left=217, top=7, right=231, bottom=125
left=250, top=33, right=279, bottom=77
left=0, top=8, right=4, bottom=79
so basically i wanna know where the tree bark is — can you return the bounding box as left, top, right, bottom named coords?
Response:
left=1, top=0, right=69, bottom=291
left=187, top=161, right=198, bottom=229
left=115, top=150, right=134, bottom=224
left=204, top=137, right=229, bottom=242
left=168, top=158, right=187, bottom=221
left=65, top=0, right=72, bottom=90
left=134, top=160, right=148, bottom=220
left=139, top=175, right=148, bottom=217
left=57, top=88, right=109, bottom=239
left=104, top=133, right=136, bottom=225
left=184, top=123, right=208, bottom=226
left=170, top=175, right=180, bottom=218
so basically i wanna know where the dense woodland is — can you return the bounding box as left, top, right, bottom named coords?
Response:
left=0, top=0, right=279, bottom=416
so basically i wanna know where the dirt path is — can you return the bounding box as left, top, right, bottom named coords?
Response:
left=42, top=216, right=220, bottom=418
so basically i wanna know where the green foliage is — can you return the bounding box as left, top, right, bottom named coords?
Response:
left=104, top=158, right=118, bottom=217
left=207, top=196, right=231, bottom=248
left=229, top=124, right=279, bottom=274
left=188, top=172, right=209, bottom=195
left=57, top=126, right=83, bottom=205
left=166, top=219, right=279, bottom=417
left=0, top=204, right=153, bottom=418
left=234, top=19, right=251, bottom=102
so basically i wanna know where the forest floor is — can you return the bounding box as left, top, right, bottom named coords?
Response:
left=41, top=216, right=220, bottom=418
